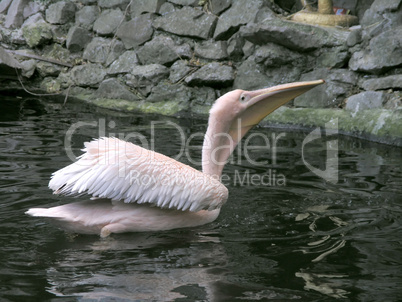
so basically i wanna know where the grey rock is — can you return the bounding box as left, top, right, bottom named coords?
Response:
left=175, top=44, right=192, bottom=61
left=233, top=56, right=268, bottom=90
left=185, top=62, right=234, bottom=87
left=191, top=86, right=216, bottom=106
left=56, top=70, right=74, bottom=89
left=13, top=46, right=37, bottom=57
left=195, top=40, right=228, bottom=60
left=4, top=0, right=30, bottom=29
left=384, top=92, right=402, bottom=110
left=21, top=12, right=44, bottom=28
left=137, top=35, right=191, bottom=66
left=93, top=9, right=124, bottom=36
left=0, top=46, right=22, bottom=78
left=254, top=43, right=303, bottom=67
left=355, top=0, right=375, bottom=20
left=153, top=7, right=217, bottom=40
left=83, top=37, right=113, bottom=64
left=126, top=64, right=169, bottom=96
left=264, top=65, right=302, bottom=88
left=130, top=0, right=166, bottom=17
left=370, top=0, right=401, bottom=12
left=22, top=22, right=53, bottom=47
left=43, top=43, right=71, bottom=64
left=71, top=63, right=106, bottom=87
left=96, top=78, right=139, bottom=101
left=349, top=27, right=402, bottom=74
left=227, top=32, right=244, bottom=59
left=107, top=51, right=139, bottom=75
left=345, top=91, right=388, bottom=111
left=361, top=0, right=402, bottom=40
left=0, top=27, right=15, bottom=44
left=326, top=69, right=359, bottom=90
left=316, top=47, right=349, bottom=69
left=210, top=0, right=231, bottom=15
left=169, top=60, right=193, bottom=83
left=159, top=2, right=175, bottom=15
left=254, top=6, right=277, bottom=23
left=66, top=26, right=92, bottom=52
left=169, top=0, right=198, bottom=5
left=75, top=6, right=100, bottom=30
left=129, top=64, right=169, bottom=81
left=105, top=40, right=125, bottom=66
left=147, top=82, right=192, bottom=103
left=214, top=0, right=264, bottom=40
left=364, top=11, right=402, bottom=41
left=0, top=0, right=12, bottom=14
left=346, top=28, right=362, bottom=47
left=116, top=14, right=154, bottom=49
left=50, top=23, right=70, bottom=44
left=242, top=41, right=255, bottom=58
left=23, top=1, right=43, bottom=19
left=361, top=17, right=382, bottom=40
left=46, top=1, right=76, bottom=24
left=362, top=75, right=402, bottom=91
left=8, top=28, right=26, bottom=45
left=36, top=61, right=63, bottom=77
left=20, top=59, right=36, bottom=78
left=98, top=0, right=130, bottom=9
left=361, top=0, right=401, bottom=26
left=294, top=68, right=358, bottom=108
left=240, top=17, right=349, bottom=52
left=40, top=77, right=62, bottom=93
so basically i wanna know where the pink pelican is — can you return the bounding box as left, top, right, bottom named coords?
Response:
left=26, top=80, right=324, bottom=237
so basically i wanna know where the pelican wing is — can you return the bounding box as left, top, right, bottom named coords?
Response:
left=49, top=137, right=228, bottom=212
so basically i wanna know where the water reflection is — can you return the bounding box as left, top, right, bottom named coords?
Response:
left=0, top=95, right=401, bottom=301
left=45, top=232, right=226, bottom=300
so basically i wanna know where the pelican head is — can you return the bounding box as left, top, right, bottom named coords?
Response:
left=202, top=80, right=325, bottom=177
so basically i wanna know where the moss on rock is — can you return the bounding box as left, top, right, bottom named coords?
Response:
left=95, top=99, right=188, bottom=116
left=40, top=77, right=62, bottom=94
left=76, top=95, right=190, bottom=117
left=264, top=107, right=402, bottom=146
left=22, top=23, right=53, bottom=47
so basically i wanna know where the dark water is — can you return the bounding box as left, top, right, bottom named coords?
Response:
left=0, top=94, right=401, bottom=302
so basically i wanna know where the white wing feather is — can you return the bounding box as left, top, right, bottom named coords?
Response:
left=49, top=137, right=228, bottom=212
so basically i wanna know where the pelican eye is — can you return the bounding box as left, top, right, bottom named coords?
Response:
left=239, top=94, right=248, bottom=103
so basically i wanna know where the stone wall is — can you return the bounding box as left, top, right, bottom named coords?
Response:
left=0, top=0, right=401, bottom=144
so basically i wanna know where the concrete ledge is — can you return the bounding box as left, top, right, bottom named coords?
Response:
left=263, top=106, right=402, bottom=146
